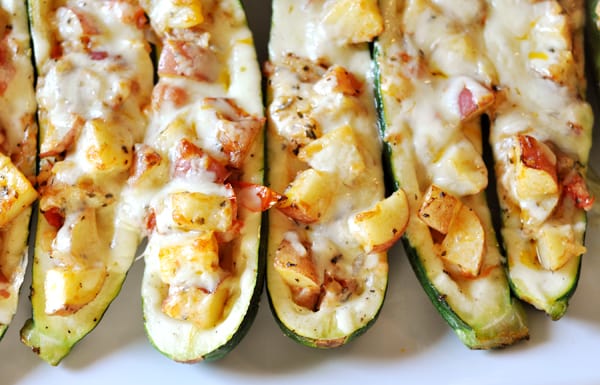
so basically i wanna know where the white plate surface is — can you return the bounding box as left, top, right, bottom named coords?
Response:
left=3, top=2, right=600, bottom=384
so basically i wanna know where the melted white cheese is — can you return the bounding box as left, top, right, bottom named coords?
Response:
left=0, top=0, right=37, bottom=325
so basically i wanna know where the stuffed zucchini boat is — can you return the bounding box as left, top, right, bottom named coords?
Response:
left=119, top=0, right=268, bottom=362
left=20, top=0, right=154, bottom=364
left=264, top=0, right=409, bottom=348
left=0, top=0, right=38, bottom=340
left=374, top=0, right=528, bottom=348
left=484, top=0, right=594, bottom=319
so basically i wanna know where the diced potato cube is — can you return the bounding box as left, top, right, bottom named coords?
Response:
left=157, top=232, right=225, bottom=292
left=156, top=116, right=196, bottom=153
left=80, top=119, right=133, bottom=173
left=203, top=97, right=265, bottom=169
left=0, top=153, right=37, bottom=227
left=440, top=205, right=485, bottom=278
left=536, top=223, right=586, bottom=271
left=512, top=135, right=559, bottom=225
left=160, top=0, right=203, bottom=29
left=273, top=232, right=320, bottom=309
left=313, top=65, right=363, bottom=97
left=128, top=144, right=167, bottom=187
left=515, top=135, right=558, bottom=200
left=162, top=280, right=230, bottom=329
left=432, top=139, right=488, bottom=196
left=349, top=189, right=409, bottom=253
left=298, top=125, right=365, bottom=183
left=168, top=191, right=234, bottom=232
left=44, top=265, right=107, bottom=315
left=527, top=2, right=575, bottom=90
left=51, top=208, right=102, bottom=266
left=277, top=168, right=333, bottom=223
left=381, top=70, right=413, bottom=105
left=321, top=0, right=383, bottom=43
left=418, top=185, right=462, bottom=234
left=318, top=272, right=361, bottom=310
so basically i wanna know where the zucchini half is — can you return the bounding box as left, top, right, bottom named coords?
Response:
left=374, top=0, right=528, bottom=348
left=20, top=0, right=154, bottom=364
left=0, top=0, right=38, bottom=339
left=485, top=0, right=593, bottom=319
left=265, top=0, right=397, bottom=348
left=128, top=0, right=266, bottom=362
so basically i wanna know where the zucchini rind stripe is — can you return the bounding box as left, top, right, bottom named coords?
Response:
left=0, top=0, right=38, bottom=339
left=20, top=0, right=153, bottom=365
left=122, top=0, right=267, bottom=362
left=265, top=0, right=407, bottom=348
left=485, top=0, right=594, bottom=319
left=586, top=0, right=600, bottom=87
left=374, top=0, right=528, bottom=348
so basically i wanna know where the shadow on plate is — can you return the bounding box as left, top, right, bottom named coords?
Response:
left=210, top=243, right=450, bottom=376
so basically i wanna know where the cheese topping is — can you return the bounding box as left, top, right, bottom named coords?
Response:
left=0, top=0, right=37, bottom=324
left=376, top=0, right=514, bottom=329
left=380, top=0, right=592, bottom=280
left=266, top=0, right=396, bottom=342
left=484, top=0, right=593, bottom=277
left=123, top=0, right=266, bottom=333
left=35, top=0, right=153, bottom=315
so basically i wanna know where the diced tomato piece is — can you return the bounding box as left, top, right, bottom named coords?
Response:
left=173, top=139, right=230, bottom=183
left=458, top=87, right=477, bottom=118
left=89, top=51, right=108, bottom=60
left=130, top=6, right=147, bottom=29
left=215, top=219, right=244, bottom=244
left=145, top=208, right=156, bottom=233
left=233, top=181, right=283, bottom=212
left=563, top=171, right=595, bottom=211
left=151, top=83, right=189, bottom=110
left=158, top=39, right=220, bottom=82
left=518, top=135, right=557, bottom=180
left=43, top=207, right=65, bottom=228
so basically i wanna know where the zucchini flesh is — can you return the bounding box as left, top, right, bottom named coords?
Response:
left=265, top=0, right=389, bottom=348
left=0, top=0, right=38, bottom=339
left=485, top=0, right=593, bottom=319
left=21, top=0, right=154, bottom=364
left=374, top=0, right=528, bottom=348
left=127, top=0, right=266, bottom=362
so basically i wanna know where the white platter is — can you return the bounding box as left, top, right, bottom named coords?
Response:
left=2, top=1, right=600, bottom=384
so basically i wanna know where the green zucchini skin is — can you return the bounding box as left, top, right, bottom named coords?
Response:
left=20, top=272, right=133, bottom=365
left=372, top=2, right=528, bottom=349
left=586, top=0, right=600, bottom=89
left=266, top=287, right=386, bottom=349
